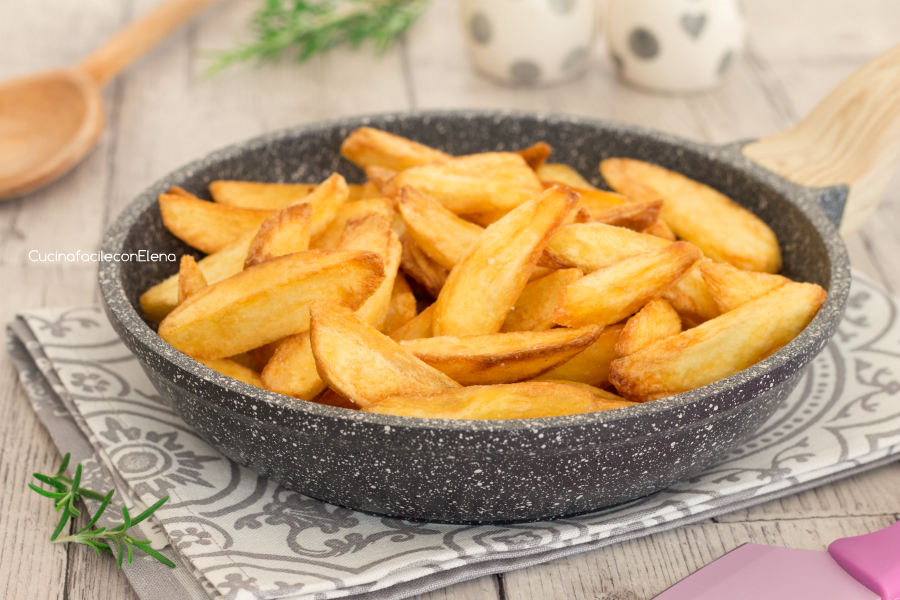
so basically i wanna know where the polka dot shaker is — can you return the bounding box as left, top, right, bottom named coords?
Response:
left=460, top=0, right=597, bottom=86
left=607, top=0, right=746, bottom=93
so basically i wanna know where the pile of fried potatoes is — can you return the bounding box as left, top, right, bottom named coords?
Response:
left=141, top=126, right=826, bottom=420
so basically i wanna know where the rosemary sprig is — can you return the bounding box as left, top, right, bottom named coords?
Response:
left=209, top=0, right=432, bottom=74
left=30, top=453, right=175, bottom=569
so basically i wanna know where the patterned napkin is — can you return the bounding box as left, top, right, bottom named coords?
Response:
left=8, top=268, right=900, bottom=600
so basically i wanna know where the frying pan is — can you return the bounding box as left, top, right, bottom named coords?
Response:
left=98, top=46, right=900, bottom=523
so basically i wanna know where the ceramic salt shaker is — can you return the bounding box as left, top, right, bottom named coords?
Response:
left=607, top=0, right=746, bottom=93
left=459, top=0, right=597, bottom=86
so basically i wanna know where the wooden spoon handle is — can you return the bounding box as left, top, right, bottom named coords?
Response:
left=743, top=43, right=900, bottom=236
left=78, top=0, right=221, bottom=87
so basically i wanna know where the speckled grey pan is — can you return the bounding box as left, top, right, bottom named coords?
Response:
left=98, top=111, right=850, bottom=523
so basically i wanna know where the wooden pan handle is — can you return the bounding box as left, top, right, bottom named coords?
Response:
left=742, top=44, right=900, bottom=236
left=78, top=0, right=221, bottom=88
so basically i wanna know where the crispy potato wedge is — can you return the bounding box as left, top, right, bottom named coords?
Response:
left=340, top=127, right=451, bottom=171
left=159, top=193, right=272, bottom=254
left=384, top=153, right=544, bottom=214
left=644, top=219, right=677, bottom=241
left=555, top=242, right=702, bottom=328
left=383, top=273, right=418, bottom=334
left=299, top=173, right=351, bottom=240
left=575, top=198, right=664, bottom=232
left=400, top=325, right=604, bottom=385
left=389, top=303, right=435, bottom=341
left=309, top=302, right=460, bottom=407
left=536, top=380, right=634, bottom=405
left=398, top=186, right=484, bottom=270
left=516, top=141, right=553, bottom=170
left=601, top=158, right=782, bottom=273
left=310, top=197, right=395, bottom=250
left=159, top=250, right=384, bottom=359
left=209, top=181, right=318, bottom=209
left=535, top=324, right=624, bottom=387
left=615, top=298, right=682, bottom=357
left=177, top=255, right=207, bottom=304
left=363, top=381, right=617, bottom=419
left=536, top=163, right=596, bottom=189
left=338, top=213, right=393, bottom=257
left=196, top=358, right=265, bottom=389
left=502, top=268, right=583, bottom=332
left=399, top=232, right=448, bottom=298
left=364, top=166, right=398, bottom=193
left=660, top=259, right=722, bottom=327
left=610, top=281, right=827, bottom=402
left=353, top=235, right=403, bottom=330
left=261, top=332, right=326, bottom=400
left=433, top=186, right=577, bottom=337
left=140, top=233, right=256, bottom=322
left=543, top=222, right=670, bottom=272
left=244, top=203, right=313, bottom=268
left=700, top=260, right=790, bottom=313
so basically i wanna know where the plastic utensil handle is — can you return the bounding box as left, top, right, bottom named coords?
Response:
left=78, top=0, right=221, bottom=87
left=829, top=520, right=900, bottom=600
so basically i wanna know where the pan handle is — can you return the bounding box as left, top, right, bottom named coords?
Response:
left=742, top=44, right=900, bottom=237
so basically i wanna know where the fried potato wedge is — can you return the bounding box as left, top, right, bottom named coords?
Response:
left=433, top=186, right=577, bottom=337
left=660, top=259, right=722, bottom=327
left=384, top=153, right=544, bottom=214
left=299, top=173, right=351, bottom=240
left=364, top=166, right=398, bottom=193
left=543, top=222, right=670, bottom=272
left=252, top=338, right=283, bottom=370
left=340, top=126, right=451, bottom=171
left=398, top=186, right=484, bottom=270
left=383, top=273, right=417, bottom=334
left=159, top=250, right=385, bottom=359
left=615, top=298, right=682, bottom=357
left=315, top=388, right=360, bottom=410
left=353, top=235, right=402, bottom=330
left=338, top=213, right=393, bottom=257
left=516, top=141, right=552, bottom=170
left=178, top=255, right=207, bottom=304
left=502, top=268, right=583, bottom=332
left=400, top=325, right=603, bottom=385
left=700, top=260, right=790, bottom=313
left=159, top=193, right=272, bottom=254
left=363, top=381, right=617, bottom=419
left=555, top=242, right=702, bottom=328
left=610, top=281, right=827, bottom=402
left=196, top=358, right=265, bottom=389
left=601, top=158, right=782, bottom=273
left=536, top=380, right=634, bottom=406
left=140, top=233, right=256, bottom=322
left=310, top=197, right=395, bottom=250
left=389, top=303, right=435, bottom=341
left=575, top=198, right=663, bottom=232
left=261, top=332, right=325, bottom=400
left=309, top=302, right=460, bottom=407
left=644, top=219, right=678, bottom=241
left=535, top=324, right=624, bottom=387
left=244, top=203, right=313, bottom=268
left=209, top=181, right=317, bottom=209
left=536, top=163, right=596, bottom=189
left=399, top=232, right=448, bottom=298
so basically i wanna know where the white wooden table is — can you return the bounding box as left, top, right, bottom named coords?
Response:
left=2, top=1, right=900, bottom=598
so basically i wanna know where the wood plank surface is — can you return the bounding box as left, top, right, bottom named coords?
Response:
left=1, top=0, right=899, bottom=599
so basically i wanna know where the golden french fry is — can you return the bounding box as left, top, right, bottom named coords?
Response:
left=244, top=203, right=313, bottom=268
left=159, top=250, right=385, bottom=359
left=601, top=158, right=782, bottom=273
left=535, top=324, right=624, bottom=387
left=383, top=273, right=418, bottom=334
left=389, top=303, right=435, bottom=341
left=660, top=259, right=722, bottom=327
left=177, top=255, right=207, bottom=304
left=399, top=232, right=448, bottom=298
left=643, top=219, right=678, bottom=241
left=536, top=380, right=634, bottom=406
left=398, top=186, right=484, bottom=270
left=516, top=141, right=552, bottom=170
left=196, top=358, right=265, bottom=389
left=615, top=298, right=682, bottom=357
left=575, top=198, right=664, bottom=232
left=384, top=153, right=544, bottom=214
left=536, top=163, right=596, bottom=189
left=363, top=381, right=613, bottom=420
left=159, top=193, right=272, bottom=254
left=700, top=260, right=790, bottom=313
left=554, top=242, right=702, bottom=328
left=501, top=268, right=583, bottom=332
left=365, top=165, right=398, bottom=193
left=610, top=281, right=827, bottom=402
left=400, top=325, right=603, bottom=385
left=310, top=197, right=395, bottom=250
left=261, top=332, right=326, bottom=400
left=209, top=181, right=318, bottom=209
left=309, top=302, right=460, bottom=407
left=340, top=126, right=451, bottom=171
left=543, top=222, right=670, bottom=272
left=433, top=186, right=577, bottom=337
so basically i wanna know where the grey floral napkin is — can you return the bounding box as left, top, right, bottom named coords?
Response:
left=8, top=268, right=900, bottom=600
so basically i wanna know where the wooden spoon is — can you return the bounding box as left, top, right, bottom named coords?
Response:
left=0, top=0, right=221, bottom=201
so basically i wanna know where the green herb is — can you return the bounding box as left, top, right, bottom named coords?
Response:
left=209, top=0, right=432, bottom=74
left=29, top=453, right=175, bottom=569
